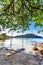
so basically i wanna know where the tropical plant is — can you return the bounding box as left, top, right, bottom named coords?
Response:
left=0, top=0, right=43, bottom=32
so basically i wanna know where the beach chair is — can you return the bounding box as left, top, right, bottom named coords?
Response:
left=5, top=48, right=25, bottom=57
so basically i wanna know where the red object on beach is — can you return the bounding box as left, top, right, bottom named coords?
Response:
left=38, top=43, right=43, bottom=50
left=37, top=50, right=43, bottom=56
left=32, top=47, right=38, bottom=51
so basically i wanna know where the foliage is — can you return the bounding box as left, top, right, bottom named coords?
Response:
left=0, top=0, right=43, bottom=32
left=38, top=30, right=43, bottom=33
left=0, top=33, right=6, bottom=40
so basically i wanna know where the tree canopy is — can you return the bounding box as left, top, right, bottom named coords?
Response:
left=0, top=0, right=43, bottom=32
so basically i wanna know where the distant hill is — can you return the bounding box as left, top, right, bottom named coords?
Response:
left=0, top=33, right=42, bottom=40
left=14, top=33, right=43, bottom=38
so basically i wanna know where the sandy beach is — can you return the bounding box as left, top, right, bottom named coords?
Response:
left=0, top=47, right=43, bottom=65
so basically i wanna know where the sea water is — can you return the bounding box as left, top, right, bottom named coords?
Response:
left=0, top=38, right=43, bottom=53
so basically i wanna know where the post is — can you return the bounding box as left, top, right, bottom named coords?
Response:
left=10, top=30, right=13, bottom=48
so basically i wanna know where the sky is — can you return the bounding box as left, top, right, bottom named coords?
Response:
left=23, top=22, right=43, bottom=36
left=28, top=22, right=43, bottom=34
left=0, top=22, right=43, bottom=37
left=0, top=21, right=43, bottom=36
left=5, top=22, right=43, bottom=37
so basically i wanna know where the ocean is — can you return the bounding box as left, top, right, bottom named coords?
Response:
left=0, top=38, right=43, bottom=53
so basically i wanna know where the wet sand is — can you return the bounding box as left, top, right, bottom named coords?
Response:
left=0, top=48, right=43, bottom=65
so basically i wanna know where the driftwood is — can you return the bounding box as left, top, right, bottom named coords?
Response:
left=5, top=48, right=25, bottom=57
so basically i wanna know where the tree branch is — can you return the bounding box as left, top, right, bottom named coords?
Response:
left=26, top=0, right=43, bottom=10
left=0, top=13, right=15, bottom=16
left=4, top=0, right=14, bottom=11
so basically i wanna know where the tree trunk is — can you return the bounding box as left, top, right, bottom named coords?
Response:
left=22, top=31, right=24, bottom=48
left=10, top=31, right=13, bottom=48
